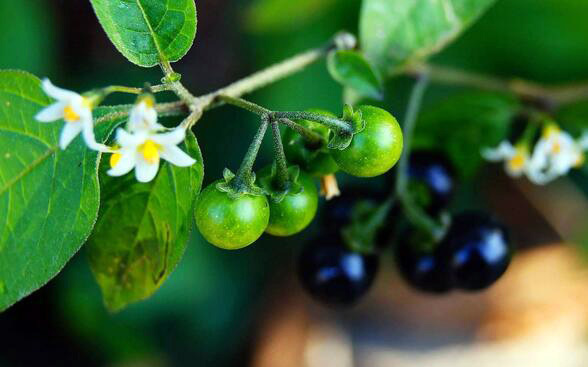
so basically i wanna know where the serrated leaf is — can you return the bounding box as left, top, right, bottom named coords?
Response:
left=413, top=91, right=520, bottom=178
left=0, top=70, right=126, bottom=311
left=327, top=50, right=383, bottom=100
left=90, top=0, right=197, bottom=67
left=87, top=131, right=204, bottom=312
left=360, top=0, right=497, bottom=76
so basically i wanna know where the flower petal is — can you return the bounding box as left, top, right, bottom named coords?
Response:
left=115, top=128, right=144, bottom=147
left=482, top=141, right=515, bottom=161
left=151, top=127, right=186, bottom=146
left=135, top=158, right=160, bottom=183
left=128, top=102, right=159, bottom=132
left=107, top=150, right=136, bottom=177
left=161, top=145, right=196, bottom=167
left=35, top=102, right=65, bottom=122
left=42, top=78, right=79, bottom=101
left=59, top=122, right=83, bottom=149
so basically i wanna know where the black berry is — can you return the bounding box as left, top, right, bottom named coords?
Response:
left=406, top=151, right=455, bottom=215
left=441, top=211, right=512, bottom=291
left=298, top=237, right=379, bottom=306
left=394, top=229, right=453, bottom=294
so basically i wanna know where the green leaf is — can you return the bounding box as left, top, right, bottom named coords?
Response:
left=0, top=70, right=106, bottom=311
left=327, top=50, right=383, bottom=100
left=90, top=0, right=197, bottom=67
left=87, top=130, right=204, bottom=312
left=413, top=91, right=520, bottom=178
left=360, top=0, right=497, bottom=75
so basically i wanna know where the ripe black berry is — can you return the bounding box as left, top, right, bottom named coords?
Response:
left=441, top=211, right=512, bottom=291
left=298, top=237, right=379, bottom=307
left=394, top=230, right=453, bottom=294
left=406, top=151, right=455, bottom=215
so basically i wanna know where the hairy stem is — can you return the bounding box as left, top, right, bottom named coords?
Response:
left=408, top=63, right=588, bottom=107
left=94, top=101, right=187, bottom=125
left=270, top=121, right=290, bottom=190
left=396, top=73, right=444, bottom=237
left=272, top=111, right=353, bottom=134
left=218, top=95, right=271, bottom=116
left=278, top=118, right=324, bottom=146
left=234, top=118, right=269, bottom=186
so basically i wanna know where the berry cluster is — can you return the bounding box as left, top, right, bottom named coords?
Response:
left=195, top=105, right=403, bottom=249
left=298, top=151, right=514, bottom=307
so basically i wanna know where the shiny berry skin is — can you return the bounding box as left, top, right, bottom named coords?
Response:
left=407, top=151, right=455, bottom=215
left=194, top=181, right=270, bottom=250
left=331, top=105, right=403, bottom=177
left=298, top=239, right=379, bottom=307
left=441, top=212, right=512, bottom=291
left=394, top=231, right=453, bottom=294
left=257, top=167, right=319, bottom=237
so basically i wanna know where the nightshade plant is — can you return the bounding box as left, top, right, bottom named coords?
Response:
left=2, top=0, right=588, bottom=312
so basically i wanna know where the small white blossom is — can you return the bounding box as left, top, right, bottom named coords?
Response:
left=35, top=79, right=100, bottom=150
left=107, top=126, right=195, bottom=183
left=127, top=95, right=163, bottom=133
left=526, top=125, right=585, bottom=184
left=482, top=141, right=530, bottom=178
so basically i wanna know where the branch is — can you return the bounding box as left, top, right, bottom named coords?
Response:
left=408, top=64, right=588, bottom=107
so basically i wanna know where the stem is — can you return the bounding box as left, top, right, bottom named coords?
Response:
left=234, top=118, right=269, bottom=186
left=218, top=95, right=271, bottom=116
left=94, top=101, right=187, bottom=125
left=396, top=73, right=444, bottom=238
left=278, top=118, right=324, bottom=146
left=272, top=111, right=353, bottom=134
left=103, top=84, right=169, bottom=95
left=270, top=121, right=290, bottom=190
left=408, top=63, right=588, bottom=107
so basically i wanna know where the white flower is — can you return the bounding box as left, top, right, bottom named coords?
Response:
left=107, top=127, right=195, bottom=183
left=525, top=125, right=585, bottom=184
left=482, top=141, right=530, bottom=178
left=35, top=79, right=100, bottom=150
left=127, top=95, right=163, bottom=133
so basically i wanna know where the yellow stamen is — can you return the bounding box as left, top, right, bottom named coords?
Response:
left=574, top=153, right=585, bottom=167
left=552, top=141, right=562, bottom=154
left=63, top=106, right=80, bottom=122
left=508, top=153, right=526, bottom=171
left=138, top=140, right=160, bottom=164
left=110, top=152, right=122, bottom=168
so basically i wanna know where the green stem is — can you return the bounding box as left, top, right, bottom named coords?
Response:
left=396, top=73, right=444, bottom=238
left=94, top=101, right=187, bottom=125
left=218, top=95, right=271, bottom=116
left=270, top=121, right=290, bottom=190
left=407, top=63, right=588, bottom=107
left=103, top=84, right=169, bottom=95
left=272, top=111, right=353, bottom=134
left=234, top=118, right=269, bottom=187
left=277, top=118, right=324, bottom=146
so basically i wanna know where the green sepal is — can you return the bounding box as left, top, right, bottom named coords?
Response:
left=341, top=198, right=392, bottom=255
left=258, top=164, right=303, bottom=203
left=216, top=168, right=266, bottom=199
left=327, top=105, right=366, bottom=150
left=161, top=72, right=182, bottom=84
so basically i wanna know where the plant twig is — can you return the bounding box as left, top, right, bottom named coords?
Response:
left=408, top=63, right=588, bottom=107
left=396, top=72, right=444, bottom=238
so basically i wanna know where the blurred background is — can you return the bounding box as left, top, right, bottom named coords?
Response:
left=2, top=0, right=588, bottom=366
